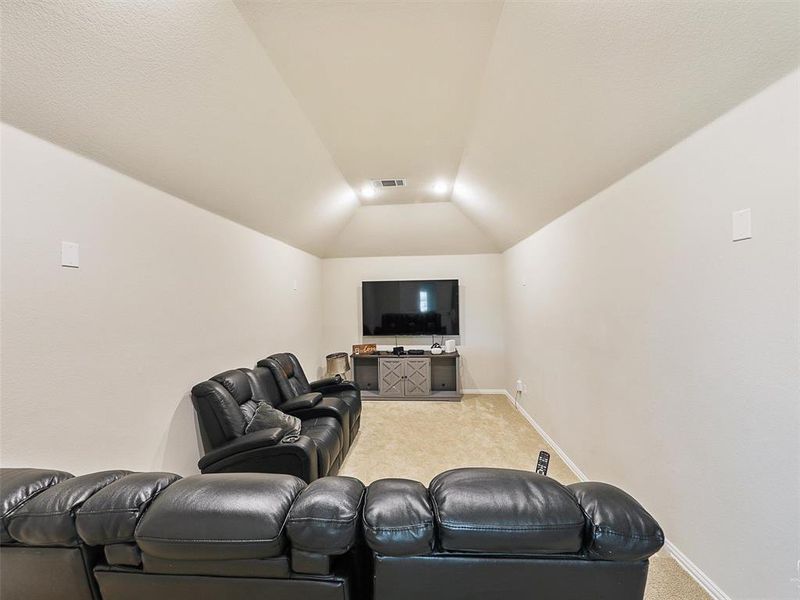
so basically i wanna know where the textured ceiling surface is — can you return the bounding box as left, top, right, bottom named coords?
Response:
left=0, top=0, right=356, bottom=257
left=2, top=1, right=798, bottom=257
left=235, top=0, right=503, bottom=209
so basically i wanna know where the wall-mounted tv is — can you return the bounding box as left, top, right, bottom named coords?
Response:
left=362, top=279, right=459, bottom=336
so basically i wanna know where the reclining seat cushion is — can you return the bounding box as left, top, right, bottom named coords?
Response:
left=0, top=468, right=73, bottom=544
left=135, top=473, right=306, bottom=561
left=7, top=470, right=131, bottom=547
left=300, top=417, right=344, bottom=476
left=568, top=482, right=664, bottom=561
left=429, top=468, right=585, bottom=555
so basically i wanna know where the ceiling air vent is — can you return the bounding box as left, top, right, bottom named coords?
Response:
left=373, top=179, right=406, bottom=188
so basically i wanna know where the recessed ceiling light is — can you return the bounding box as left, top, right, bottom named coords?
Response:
left=432, top=180, right=449, bottom=195
left=361, top=183, right=376, bottom=199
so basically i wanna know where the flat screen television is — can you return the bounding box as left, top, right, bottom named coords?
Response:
left=362, top=279, right=459, bottom=336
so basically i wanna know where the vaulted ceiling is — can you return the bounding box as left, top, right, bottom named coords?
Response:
left=2, top=1, right=798, bottom=257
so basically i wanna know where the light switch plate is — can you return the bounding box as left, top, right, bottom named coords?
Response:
left=61, top=241, right=80, bottom=268
left=732, top=209, right=752, bottom=242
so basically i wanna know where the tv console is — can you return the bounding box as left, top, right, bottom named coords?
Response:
left=351, top=351, right=462, bottom=401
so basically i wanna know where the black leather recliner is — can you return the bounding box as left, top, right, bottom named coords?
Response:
left=1, top=466, right=664, bottom=600
left=259, top=353, right=362, bottom=444
left=191, top=368, right=345, bottom=481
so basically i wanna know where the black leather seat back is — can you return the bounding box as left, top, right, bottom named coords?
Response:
left=211, top=369, right=260, bottom=423
left=191, top=371, right=253, bottom=451
left=1, top=468, right=73, bottom=544
left=1, top=468, right=140, bottom=600
left=258, top=353, right=311, bottom=400
left=372, top=555, right=649, bottom=600
left=242, top=366, right=283, bottom=408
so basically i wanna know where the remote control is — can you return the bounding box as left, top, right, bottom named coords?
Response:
left=535, top=451, right=550, bottom=476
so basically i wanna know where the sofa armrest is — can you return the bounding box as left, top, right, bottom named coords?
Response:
left=308, top=375, right=342, bottom=392
left=286, top=396, right=349, bottom=423
left=310, top=375, right=342, bottom=390
left=567, top=482, right=664, bottom=561
left=313, top=382, right=361, bottom=396
left=198, top=435, right=319, bottom=482
left=197, top=428, right=283, bottom=470
left=281, top=392, right=322, bottom=413
left=287, top=476, right=365, bottom=556
left=363, top=478, right=435, bottom=556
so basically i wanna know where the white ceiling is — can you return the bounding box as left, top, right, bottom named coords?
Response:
left=2, top=1, right=798, bottom=257
left=0, top=0, right=356, bottom=257
left=235, top=0, right=502, bottom=208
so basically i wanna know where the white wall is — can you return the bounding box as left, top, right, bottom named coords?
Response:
left=503, top=71, right=799, bottom=600
left=0, top=124, right=324, bottom=476
left=322, top=255, right=505, bottom=390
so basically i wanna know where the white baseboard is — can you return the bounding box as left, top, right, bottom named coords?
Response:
left=500, top=390, right=589, bottom=481
left=663, top=540, right=732, bottom=600
left=462, top=388, right=510, bottom=395
left=498, top=389, right=730, bottom=600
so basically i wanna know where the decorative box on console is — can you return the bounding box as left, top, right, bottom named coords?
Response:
left=352, top=343, right=377, bottom=355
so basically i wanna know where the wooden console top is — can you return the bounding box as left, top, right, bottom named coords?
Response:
left=351, top=350, right=459, bottom=359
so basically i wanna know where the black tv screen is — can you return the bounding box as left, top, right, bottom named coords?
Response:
left=362, top=279, right=459, bottom=336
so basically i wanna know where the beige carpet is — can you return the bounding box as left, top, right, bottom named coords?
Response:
left=339, top=394, right=710, bottom=600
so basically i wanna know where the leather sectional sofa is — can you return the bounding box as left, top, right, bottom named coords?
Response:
left=191, top=353, right=362, bottom=482
left=1, top=465, right=664, bottom=600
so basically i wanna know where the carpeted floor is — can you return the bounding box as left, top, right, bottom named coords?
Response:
left=339, top=394, right=710, bottom=600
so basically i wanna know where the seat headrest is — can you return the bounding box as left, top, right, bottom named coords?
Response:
left=259, top=354, right=294, bottom=378
left=211, top=369, right=253, bottom=405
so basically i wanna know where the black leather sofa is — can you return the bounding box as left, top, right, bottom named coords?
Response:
left=191, top=360, right=361, bottom=482
left=1, top=466, right=664, bottom=600
left=363, top=468, right=665, bottom=600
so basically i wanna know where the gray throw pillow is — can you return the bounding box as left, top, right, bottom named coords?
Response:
left=245, top=402, right=302, bottom=443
